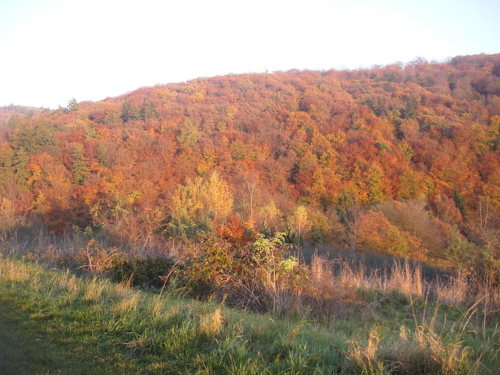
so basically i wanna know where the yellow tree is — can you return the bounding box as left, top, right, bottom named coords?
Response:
left=289, top=205, right=310, bottom=242
left=171, top=171, right=233, bottom=228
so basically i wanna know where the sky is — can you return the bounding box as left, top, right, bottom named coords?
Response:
left=0, top=0, right=498, bottom=109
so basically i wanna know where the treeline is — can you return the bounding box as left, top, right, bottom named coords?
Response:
left=0, top=54, right=499, bottom=278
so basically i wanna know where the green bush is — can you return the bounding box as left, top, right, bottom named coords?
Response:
left=446, top=227, right=500, bottom=286
left=181, top=233, right=305, bottom=312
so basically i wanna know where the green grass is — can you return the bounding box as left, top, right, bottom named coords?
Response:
left=0, top=256, right=497, bottom=374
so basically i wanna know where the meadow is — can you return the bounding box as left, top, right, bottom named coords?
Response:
left=0, top=251, right=498, bottom=374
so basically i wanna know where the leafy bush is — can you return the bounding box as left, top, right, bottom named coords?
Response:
left=446, top=227, right=500, bottom=287
left=181, top=232, right=305, bottom=313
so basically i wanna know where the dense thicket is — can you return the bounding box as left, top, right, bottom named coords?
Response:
left=1, top=54, right=499, bottom=273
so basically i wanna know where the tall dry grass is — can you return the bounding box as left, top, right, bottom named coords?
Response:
left=345, top=298, right=496, bottom=375
left=334, top=258, right=424, bottom=297
left=0, top=224, right=179, bottom=262
left=309, top=254, right=499, bottom=310
left=1, top=226, right=498, bottom=318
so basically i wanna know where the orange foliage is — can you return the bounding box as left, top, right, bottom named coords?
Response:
left=357, top=211, right=426, bottom=259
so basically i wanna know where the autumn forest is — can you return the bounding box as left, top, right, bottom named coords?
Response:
left=2, top=54, right=498, bottom=268
left=1, top=53, right=499, bottom=374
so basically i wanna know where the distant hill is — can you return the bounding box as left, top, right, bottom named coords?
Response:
left=0, top=105, right=47, bottom=125
left=0, top=53, right=498, bottom=263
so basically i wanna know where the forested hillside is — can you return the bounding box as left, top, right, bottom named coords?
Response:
left=1, top=54, right=499, bottom=272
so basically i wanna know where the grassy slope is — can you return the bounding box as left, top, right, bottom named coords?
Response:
left=0, top=257, right=347, bottom=374
left=0, top=257, right=497, bottom=374
left=0, top=303, right=104, bottom=375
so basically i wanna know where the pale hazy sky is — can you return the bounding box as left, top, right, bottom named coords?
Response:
left=0, top=0, right=498, bottom=109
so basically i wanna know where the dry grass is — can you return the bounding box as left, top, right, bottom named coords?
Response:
left=347, top=328, right=386, bottom=374
left=322, top=256, right=500, bottom=311
left=199, top=308, right=225, bottom=336
left=54, top=272, right=81, bottom=294
left=435, top=272, right=469, bottom=307
left=1, top=226, right=178, bottom=269
left=346, top=306, right=482, bottom=375
left=83, top=278, right=106, bottom=302
left=304, top=255, right=360, bottom=319
left=66, top=274, right=80, bottom=294
left=0, top=259, right=31, bottom=281
left=2, top=228, right=498, bottom=319
left=149, top=296, right=165, bottom=321
left=335, top=259, right=425, bottom=297
left=115, top=291, right=141, bottom=313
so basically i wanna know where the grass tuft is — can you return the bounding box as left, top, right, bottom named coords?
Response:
left=199, top=307, right=225, bottom=337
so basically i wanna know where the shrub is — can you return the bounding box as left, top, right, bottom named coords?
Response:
left=445, top=227, right=499, bottom=287
left=108, top=255, right=175, bottom=289
left=180, top=232, right=305, bottom=313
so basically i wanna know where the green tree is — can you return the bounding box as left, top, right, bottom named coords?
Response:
left=121, top=101, right=141, bottom=122
left=336, top=188, right=361, bottom=249
left=177, top=119, right=201, bottom=148
left=11, top=148, right=30, bottom=187
left=288, top=205, right=310, bottom=243
left=401, top=96, right=418, bottom=119
left=71, top=147, right=90, bottom=185
left=11, top=124, right=57, bottom=155
left=140, top=99, right=157, bottom=121
left=66, top=98, right=79, bottom=112
left=0, top=148, right=15, bottom=185
left=366, top=165, right=385, bottom=205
